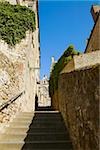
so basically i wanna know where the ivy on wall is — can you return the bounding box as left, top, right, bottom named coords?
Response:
left=0, top=2, right=36, bottom=46
left=49, top=45, right=80, bottom=97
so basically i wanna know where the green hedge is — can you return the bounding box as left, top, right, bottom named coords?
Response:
left=0, top=2, right=35, bottom=46
left=49, top=45, right=80, bottom=96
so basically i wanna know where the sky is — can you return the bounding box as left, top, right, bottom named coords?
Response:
left=38, top=0, right=99, bottom=79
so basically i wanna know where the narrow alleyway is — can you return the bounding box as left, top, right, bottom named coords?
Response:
left=22, top=107, right=73, bottom=150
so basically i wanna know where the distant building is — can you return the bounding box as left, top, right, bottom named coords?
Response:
left=85, top=5, right=100, bottom=53
left=38, top=75, right=51, bottom=107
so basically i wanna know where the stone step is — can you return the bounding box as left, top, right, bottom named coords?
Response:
left=9, top=124, right=30, bottom=128
left=18, top=112, right=34, bottom=115
left=27, top=126, right=67, bottom=131
left=5, top=127, right=29, bottom=134
left=35, top=107, right=55, bottom=111
left=16, top=113, right=34, bottom=118
left=17, top=116, right=34, bottom=119
left=0, top=110, right=73, bottom=150
left=0, top=142, right=73, bottom=150
left=34, top=114, right=63, bottom=119
left=16, top=115, right=34, bottom=118
left=27, top=128, right=68, bottom=134
left=12, top=120, right=32, bottom=124
left=29, top=122, right=65, bottom=128
left=13, top=117, right=33, bottom=122
left=31, top=119, right=63, bottom=122
left=22, top=141, right=73, bottom=149
left=0, top=143, right=24, bottom=150
left=33, top=116, right=63, bottom=119
left=35, top=112, right=60, bottom=116
left=24, top=133, right=70, bottom=141
left=30, top=122, right=65, bottom=126
left=0, top=133, right=27, bottom=142
left=10, top=121, right=31, bottom=126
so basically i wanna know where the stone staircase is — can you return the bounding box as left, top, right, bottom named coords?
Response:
left=0, top=112, right=34, bottom=150
left=0, top=108, right=73, bottom=150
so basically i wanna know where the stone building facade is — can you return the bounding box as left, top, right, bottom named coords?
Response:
left=38, top=76, right=51, bottom=107
left=85, top=5, right=100, bottom=53
left=0, top=0, right=40, bottom=112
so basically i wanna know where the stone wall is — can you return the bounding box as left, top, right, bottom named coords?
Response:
left=51, top=90, right=59, bottom=110
left=0, top=30, right=38, bottom=131
left=0, top=30, right=38, bottom=112
left=0, top=92, right=24, bottom=133
left=0, top=51, right=25, bottom=102
left=61, top=50, right=100, bottom=74
left=0, top=31, right=26, bottom=103
left=58, top=65, right=99, bottom=150
left=85, top=13, right=100, bottom=52
left=0, top=0, right=40, bottom=133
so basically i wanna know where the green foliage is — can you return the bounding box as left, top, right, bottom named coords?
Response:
left=49, top=45, right=80, bottom=96
left=0, top=0, right=5, bottom=2
left=0, top=2, right=35, bottom=46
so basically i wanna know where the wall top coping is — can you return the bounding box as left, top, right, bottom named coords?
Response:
left=61, top=50, right=100, bottom=74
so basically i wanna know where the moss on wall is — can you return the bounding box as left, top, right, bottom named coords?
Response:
left=49, top=45, right=80, bottom=97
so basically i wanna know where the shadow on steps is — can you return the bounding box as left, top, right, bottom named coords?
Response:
left=21, top=108, right=73, bottom=150
left=35, top=106, right=55, bottom=111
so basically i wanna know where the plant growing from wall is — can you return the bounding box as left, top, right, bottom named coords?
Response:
left=49, top=45, right=80, bottom=97
left=0, top=2, right=36, bottom=46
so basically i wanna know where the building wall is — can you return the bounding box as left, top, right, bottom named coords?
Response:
left=0, top=0, right=40, bottom=112
left=58, top=65, right=99, bottom=150
left=0, top=31, right=35, bottom=112
left=51, top=90, right=59, bottom=110
left=85, top=16, right=100, bottom=52
left=61, top=50, right=100, bottom=74
left=85, top=5, right=100, bottom=53
left=26, top=0, right=40, bottom=110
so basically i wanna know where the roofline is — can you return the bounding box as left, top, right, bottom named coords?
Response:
left=84, top=11, right=100, bottom=53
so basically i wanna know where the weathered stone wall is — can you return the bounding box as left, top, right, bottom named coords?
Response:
left=0, top=30, right=38, bottom=131
left=85, top=15, right=100, bottom=53
left=58, top=65, right=99, bottom=150
left=61, top=50, right=100, bottom=74
left=0, top=31, right=27, bottom=102
left=0, top=51, right=24, bottom=102
left=0, top=30, right=38, bottom=112
left=51, top=90, right=59, bottom=110
left=0, top=93, right=24, bottom=133
left=0, top=0, right=40, bottom=133
left=74, top=51, right=100, bottom=70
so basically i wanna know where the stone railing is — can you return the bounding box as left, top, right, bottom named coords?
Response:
left=0, top=91, right=24, bottom=133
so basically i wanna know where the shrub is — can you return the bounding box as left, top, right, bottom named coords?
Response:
left=0, top=2, right=35, bottom=46
left=49, top=45, right=80, bottom=97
